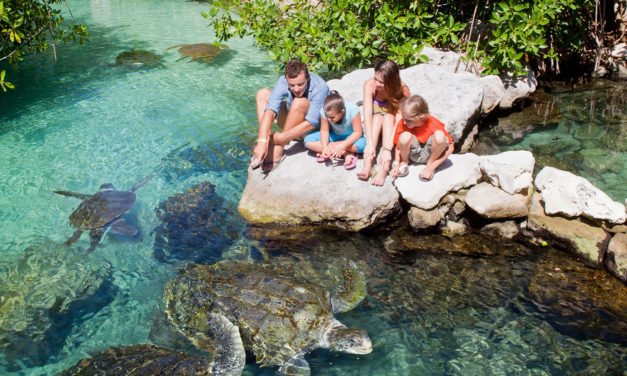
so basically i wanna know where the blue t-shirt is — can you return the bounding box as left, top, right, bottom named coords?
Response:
left=320, top=100, right=361, bottom=136
left=265, top=73, right=330, bottom=128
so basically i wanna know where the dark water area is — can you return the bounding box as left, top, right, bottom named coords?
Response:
left=0, top=0, right=625, bottom=375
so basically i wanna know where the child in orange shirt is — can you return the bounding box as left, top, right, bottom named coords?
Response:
left=390, top=95, right=454, bottom=181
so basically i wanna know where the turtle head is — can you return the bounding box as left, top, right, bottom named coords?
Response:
left=99, top=183, right=115, bottom=191
left=328, top=326, right=372, bottom=355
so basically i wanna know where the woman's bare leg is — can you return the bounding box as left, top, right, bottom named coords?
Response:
left=357, top=114, right=383, bottom=180
left=371, top=113, right=396, bottom=186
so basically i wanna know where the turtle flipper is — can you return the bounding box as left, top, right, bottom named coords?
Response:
left=87, top=227, right=107, bottom=253
left=330, top=260, right=367, bottom=314
left=109, top=218, right=138, bottom=237
left=278, top=353, right=311, bottom=376
left=129, top=175, right=154, bottom=192
left=65, top=229, right=84, bottom=246
left=55, top=190, right=91, bottom=200
left=207, top=313, right=245, bottom=376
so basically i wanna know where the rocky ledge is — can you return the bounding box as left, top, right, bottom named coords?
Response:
left=239, top=51, right=626, bottom=283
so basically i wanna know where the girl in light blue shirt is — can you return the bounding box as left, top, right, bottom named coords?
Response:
left=304, top=91, right=366, bottom=170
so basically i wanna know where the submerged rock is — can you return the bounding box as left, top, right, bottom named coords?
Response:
left=0, top=239, right=112, bottom=369
left=154, top=182, right=239, bottom=264
left=524, top=251, right=627, bottom=344
left=60, top=344, right=211, bottom=375
left=483, top=91, right=562, bottom=145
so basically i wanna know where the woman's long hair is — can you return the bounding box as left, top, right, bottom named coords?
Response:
left=375, top=59, right=403, bottom=114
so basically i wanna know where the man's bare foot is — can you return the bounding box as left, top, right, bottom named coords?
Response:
left=357, top=157, right=373, bottom=180
left=371, top=164, right=389, bottom=186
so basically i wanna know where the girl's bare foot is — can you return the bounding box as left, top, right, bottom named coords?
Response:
left=357, top=157, right=373, bottom=180
left=371, top=164, right=389, bottom=186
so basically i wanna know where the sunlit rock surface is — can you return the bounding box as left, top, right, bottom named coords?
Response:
left=0, top=239, right=112, bottom=369
left=400, top=64, right=483, bottom=144
left=480, top=150, right=534, bottom=194
left=466, top=182, right=530, bottom=219
left=535, top=166, right=627, bottom=224
left=394, top=153, right=482, bottom=210
left=605, top=232, right=627, bottom=282
left=239, top=142, right=401, bottom=231
left=527, top=193, right=611, bottom=266
left=60, top=344, right=211, bottom=376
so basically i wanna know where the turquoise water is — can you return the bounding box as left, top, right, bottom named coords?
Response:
left=475, top=81, right=627, bottom=203
left=0, top=1, right=626, bottom=375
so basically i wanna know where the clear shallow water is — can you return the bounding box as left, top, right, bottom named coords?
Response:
left=474, top=80, right=627, bottom=203
left=0, top=1, right=625, bottom=375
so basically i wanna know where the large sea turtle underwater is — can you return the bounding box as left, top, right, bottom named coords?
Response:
left=54, top=175, right=153, bottom=253
left=164, top=260, right=372, bottom=376
left=167, top=43, right=229, bottom=63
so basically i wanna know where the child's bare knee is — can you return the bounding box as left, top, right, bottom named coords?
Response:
left=433, top=130, right=447, bottom=145
left=398, top=132, right=413, bottom=146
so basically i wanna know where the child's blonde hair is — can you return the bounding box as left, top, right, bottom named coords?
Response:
left=323, top=90, right=345, bottom=115
left=400, top=95, right=430, bottom=122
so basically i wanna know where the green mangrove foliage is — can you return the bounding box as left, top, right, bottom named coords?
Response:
left=203, top=0, right=596, bottom=77
left=0, top=0, right=88, bottom=91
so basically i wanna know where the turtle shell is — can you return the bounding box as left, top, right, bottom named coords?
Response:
left=69, top=190, right=136, bottom=230
left=60, top=344, right=211, bottom=375
left=164, top=261, right=334, bottom=367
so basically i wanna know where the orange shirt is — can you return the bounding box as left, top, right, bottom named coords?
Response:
left=393, top=116, right=453, bottom=145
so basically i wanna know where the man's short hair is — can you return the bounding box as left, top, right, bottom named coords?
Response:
left=285, top=60, right=309, bottom=80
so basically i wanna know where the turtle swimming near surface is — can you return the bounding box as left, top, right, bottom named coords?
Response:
left=167, top=43, right=229, bottom=63
left=55, top=175, right=153, bottom=253
left=114, top=50, right=161, bottom=67
left=163, top=259, right=372, bottom=376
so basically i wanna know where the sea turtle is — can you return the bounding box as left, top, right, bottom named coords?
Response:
left=163, top=260, right=372, bottom=376
left=55, top=175, right=153, bottom=252
left=167, top=43, right=229, bottom=63
left=60, top=344, right=212, bottom=375
left=114, top=50, right=161, bottom=67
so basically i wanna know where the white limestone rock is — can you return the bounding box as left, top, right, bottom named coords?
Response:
left=238, top=142, right=401, bottom=231
left=329, top=64, right=484, bottom=146
left=605, top=232, right=627, bottom=283
left=479, top=75, right=505, bottom=115
left=394, top=153, right=482, bottom=210
left=466, top=182, right=530, bottom=219
left=400, top=64, right=483, bottom=145
left=527, top=192, right=611, bottom=266
left=327, top=68, right=373, bottom=108
left=480, top=150, right=535, bottom=195
left=499, top=71, right=537, bottom=109
left=535, top=166, right=627, bottom=224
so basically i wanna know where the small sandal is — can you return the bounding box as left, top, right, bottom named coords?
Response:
left=344, top=156, right=357, bottom=170
left=396, top=163, right=409, bottom=178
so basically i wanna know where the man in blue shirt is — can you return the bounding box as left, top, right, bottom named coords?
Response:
left=251, top=60, right=330, bottom=172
